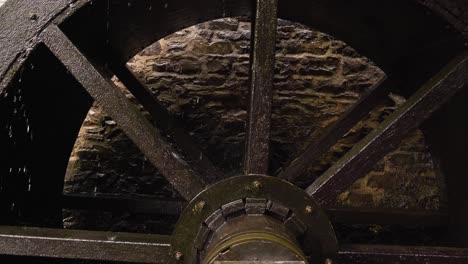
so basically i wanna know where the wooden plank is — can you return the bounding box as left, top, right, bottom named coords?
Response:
left=61, top=193, right=185, bottom=215
left=279, top=76, right=391, bottom=181
left=0, top=226, right=171, bottom=263
left=338, top=244, right=468, bottom=264
left=109, top=59, right=223, bottom=184
left=244, top=0, right=278, bottom=175
left=306, top=52, right=468, bottom=204
left=42, top=25, right=205, bottom=200
left=60, top=194, right=448, bottom=228
left=327, top=207, right=448, bottom=227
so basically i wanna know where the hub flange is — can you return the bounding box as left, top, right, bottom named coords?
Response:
left=171, top=175, right=338, bottom=264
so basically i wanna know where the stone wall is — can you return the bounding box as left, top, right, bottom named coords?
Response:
left=64, top=18, right=442, bottom=231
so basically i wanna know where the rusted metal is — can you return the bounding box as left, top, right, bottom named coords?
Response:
left=171, top=175, right=338, bottom=264
left=244, top=0, right=278, bottom=175
left=0, top=225, right=171, bottom=263
left=279, top=76, right=391, bottom=182
left=306, top=51, right=468, bottom=205
left=245, top=198, right=268, bottom=215
left=221, top=199, right=245, bottom=218
left=203, top=215, right=307, bottom=264
left=338, top=244, right=468, bottom=263
left=42, top=25, right=205, bottom=200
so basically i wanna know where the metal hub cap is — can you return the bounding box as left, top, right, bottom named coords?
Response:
left=203, top=215, right=307, bottom=264
left=171, top=175, right=338, bottom=264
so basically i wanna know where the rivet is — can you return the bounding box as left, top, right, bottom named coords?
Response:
left=325, top=258, right=333, bottom=264
left=175, top=251, right=184, bottom=261
left=193, top=200, right=206, bottom=213
left=29, top=13, right=38, bottom=21
left=305, top=205, right=313, bottom=214
left=252, top=180, right=262, bottom=189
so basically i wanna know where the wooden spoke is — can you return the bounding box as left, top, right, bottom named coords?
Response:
left=61, top=193, right=185, bottom=215
left=244, top=0, right=278, bottom=175
left=306, top=52, right=468, bottom=204
left=338, top=244, right=468, bottom=264
left=327, top=207, right=448, bottom=227
left=108, top=59, right=223, bottom=184
left=42, top=25, right=204, bottom=200
left=0, top=226, right=171, bottom=263
left=279, top=76, right=391, bottom=182
left=61, top=194, right=448, bottom=227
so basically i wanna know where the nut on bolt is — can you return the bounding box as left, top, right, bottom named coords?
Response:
left=193, top=200, right=206, bottom=213
left=305, top=205, right=313, bottom=214
left=325, top=258, right=333, bottom=264
left=252, top=180, right=262, bottom=189
left=29, top=13, right=38, bottom=21
left=175, top=251, right=184, bottom=261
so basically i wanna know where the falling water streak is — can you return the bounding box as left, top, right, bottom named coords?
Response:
left=222, top=0, right=226, bottom=17
left=28, top=176, right=31, bottom=191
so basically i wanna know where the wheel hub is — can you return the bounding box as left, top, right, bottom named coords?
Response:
left=171, top=175, right=338, bottom=264
left=203, top=214, right=307, bottom=264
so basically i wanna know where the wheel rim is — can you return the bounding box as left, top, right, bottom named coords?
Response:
left=1, top=0, right=468, bottom=263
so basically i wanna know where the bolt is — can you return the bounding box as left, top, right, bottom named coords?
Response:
left=29, top=13, right=38, bottom=21
left=305, top=205, right=313, bottom=214
left=193, top=200, right=206, bottom=213
left=175, top=251, right=183, bottom=261
left=252, top=180, right=262, bottom=189
left=324, top=258, right=333, bottom=264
